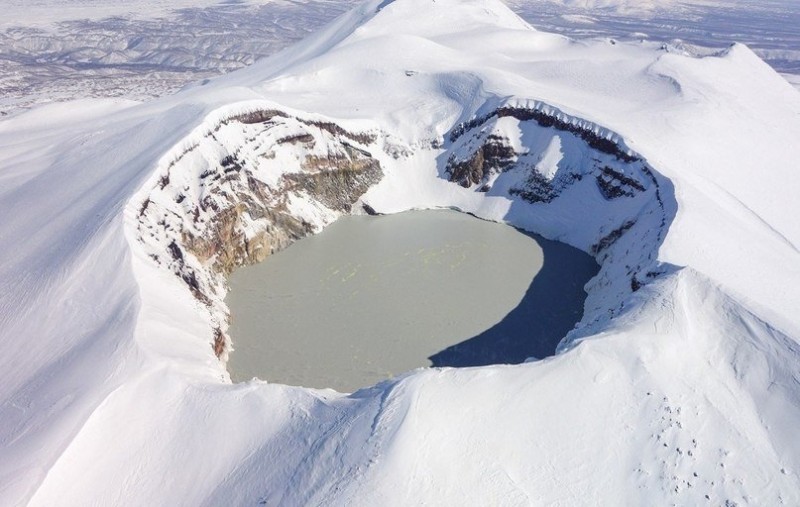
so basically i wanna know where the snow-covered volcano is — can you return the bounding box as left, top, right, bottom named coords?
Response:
left=1, top=0, right=799, bottom=504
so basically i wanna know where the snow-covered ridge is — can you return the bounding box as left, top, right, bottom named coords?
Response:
left=451, top=98, right=639, bottom=160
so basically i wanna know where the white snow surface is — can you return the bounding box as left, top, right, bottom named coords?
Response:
left=1, top=0, right=800, bottom=505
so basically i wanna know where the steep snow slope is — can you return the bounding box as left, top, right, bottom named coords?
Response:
left=1, top=0, right=799, bottom=505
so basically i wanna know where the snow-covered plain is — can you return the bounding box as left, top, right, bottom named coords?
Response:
left=2, top=0, right=799, bottom=116
left=2, top=0, right=800, bottom=505
left=508, top=0, right=800, bottom=75
left=0, top=0, right=359, bottom=114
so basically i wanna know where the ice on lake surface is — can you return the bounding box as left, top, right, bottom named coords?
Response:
left=226, top=210, right=598, bottom=392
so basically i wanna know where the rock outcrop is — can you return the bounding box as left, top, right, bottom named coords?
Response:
left=446, top=134, right=516, bottom=189
left=446, top=104, right=649, bottom=205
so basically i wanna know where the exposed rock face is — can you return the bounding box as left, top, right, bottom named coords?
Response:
left=446, top=134, right=516, bottom=188
left=284, top=143, right=383, bottom=212
left=596, top=166, right=646, bottom=199
left=446, top=104, right=650, bottom=206
left=449, top=105, right=637, bottom=163
left=591, top=219, right=637, bottom=256
left=509, top=169, right=582, bottom=204
left=182, top=198, right=311, bottom=276
left=135, top=108, right=386, bottom=357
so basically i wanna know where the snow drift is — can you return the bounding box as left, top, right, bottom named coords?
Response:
left=1, top=0, right=799, bottom=505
